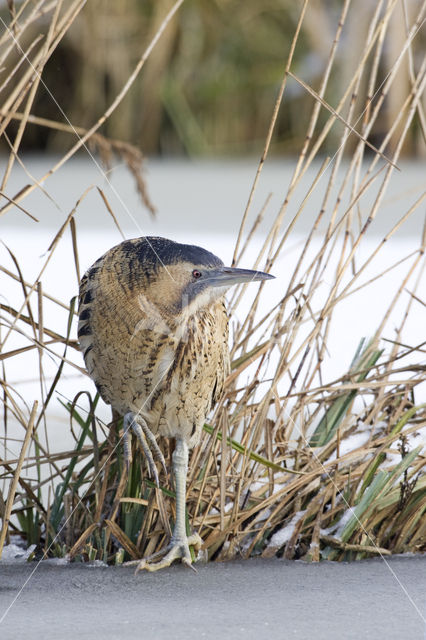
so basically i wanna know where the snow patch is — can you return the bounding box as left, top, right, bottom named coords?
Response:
left=44, top=556, right=69, bottom=566
left=327, top=431, right=371, bottom=462
left=87, top=559, right=108, bottom=568
left=320, top=506, right=357, bottom=538
left=1, top=543, right=36, bottom=563
left=382, top=427, right=426, bottom=468
left=267, top=510, right=306, bottom=549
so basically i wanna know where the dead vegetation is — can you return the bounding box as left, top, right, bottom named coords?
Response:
left=0, top=0, right=425, bottom=565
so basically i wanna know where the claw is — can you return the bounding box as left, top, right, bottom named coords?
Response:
left=122, top=423, right=132, bottom=473
left=123, top=412, right=165, bottom=486
left=182, top=557, right=198, bottom=573
left=139, top=421, right=168, bottom=478
left=134, top=533, right=203, bottom=573
left=120, top=435, right=199, bottom=574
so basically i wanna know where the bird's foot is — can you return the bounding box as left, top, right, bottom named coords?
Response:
left=135, top=533, right=203, bottom=573
left=123, top=413, right=167, bottom=486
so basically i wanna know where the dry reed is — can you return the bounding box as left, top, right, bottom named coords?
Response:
left=0, top=0, right=425, bottom=565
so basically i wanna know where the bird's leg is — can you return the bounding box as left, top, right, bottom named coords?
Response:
left=123, top=412, right=167, bottom=486
left=135, top=438, right=202, bottom=572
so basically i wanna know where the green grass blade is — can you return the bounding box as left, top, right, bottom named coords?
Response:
left=50, top=394, right=99, bottom=531
left=359, top=404, right=426, bottom=496
left=339, top=470, right=390, bottom=542
left=203, top=423, right=305, bottom=475
left=340, top=446, right=422, bottom=542
left=390, top=403, right=426, bottom=436
left=310, top=338, right=382, bottom=447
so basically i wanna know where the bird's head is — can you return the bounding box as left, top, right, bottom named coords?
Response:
left=123, top=236, right=274, bottom=321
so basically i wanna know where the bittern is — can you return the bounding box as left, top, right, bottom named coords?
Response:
left=78, top=236, right=274, bottom=571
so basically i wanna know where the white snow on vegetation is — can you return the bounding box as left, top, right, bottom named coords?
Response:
left=0, top=542, right=36, bottom=563
left=266, top=510, right=307, bottom=550
left=327, top=431, right=371, bottom=462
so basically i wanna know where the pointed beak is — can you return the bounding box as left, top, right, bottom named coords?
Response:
left=205, top=266, right=275, bottom=288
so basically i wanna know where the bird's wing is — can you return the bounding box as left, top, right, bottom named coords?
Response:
left=211, top=300, right=230, bottom=408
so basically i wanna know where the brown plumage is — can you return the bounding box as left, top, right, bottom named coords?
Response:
left=78, top=236, right=273, bottom=571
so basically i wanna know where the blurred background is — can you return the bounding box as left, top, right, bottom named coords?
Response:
left=2, top=0, right=425, bottom=158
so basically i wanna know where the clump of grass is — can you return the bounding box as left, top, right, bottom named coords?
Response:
left=1, top=1, right=425, bottom=565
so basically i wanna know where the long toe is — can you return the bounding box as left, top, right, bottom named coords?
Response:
left=125, top=414, right=163, bottom=486
left=135, top=534, right=203, bottom=574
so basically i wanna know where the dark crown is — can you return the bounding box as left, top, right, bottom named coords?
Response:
left=125, top=236, right=224, bottom=269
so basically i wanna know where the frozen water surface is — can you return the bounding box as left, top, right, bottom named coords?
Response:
left=0, top=556, right=426, bottom=640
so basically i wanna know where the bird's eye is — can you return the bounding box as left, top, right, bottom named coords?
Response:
left=192, top=269, right=202, bottom=279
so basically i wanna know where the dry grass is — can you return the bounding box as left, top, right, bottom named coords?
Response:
left=2, top=1, right=425, bottom=156
left=0, top=1, right=425, bottom=565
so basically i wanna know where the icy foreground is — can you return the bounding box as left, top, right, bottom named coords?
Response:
left=1, top=556, right=426, bottom=640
